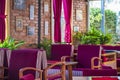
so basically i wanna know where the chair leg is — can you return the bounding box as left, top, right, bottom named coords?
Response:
left=61, top=64, right=66, bottom=80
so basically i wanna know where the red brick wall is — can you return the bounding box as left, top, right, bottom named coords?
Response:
left=10, top=0, right=39, bottom=48
left=40, top=0, right=51, bottom=40
left=9, top=0, right=87, bottom=48
left=73, top=0, right=87, bottom=33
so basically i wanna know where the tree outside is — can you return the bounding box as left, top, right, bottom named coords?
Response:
left=90, top=8, right=116, bottom=35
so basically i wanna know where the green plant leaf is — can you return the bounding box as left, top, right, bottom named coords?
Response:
left=0, top=36, right=24, bottom=50
left=73, top=27, right=112, bottom=45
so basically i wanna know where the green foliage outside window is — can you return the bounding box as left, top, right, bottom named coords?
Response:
left=105, top=10, right=117, bottom=34
left=90, top=8, right=116, bottom=34
left=90, top=8, right=102, bottom=30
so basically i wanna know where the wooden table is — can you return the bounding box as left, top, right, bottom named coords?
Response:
left=65, top=62, right=78, bottom=80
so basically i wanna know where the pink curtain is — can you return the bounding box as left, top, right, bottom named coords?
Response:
left=63, top=0, right=72, bottom=43
left=53, top=0, right=62, bottom=43
left=0, top=0, right=6, bottom=42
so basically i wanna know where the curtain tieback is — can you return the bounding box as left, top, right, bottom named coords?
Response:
left=0, top=15, right=6, bottom=18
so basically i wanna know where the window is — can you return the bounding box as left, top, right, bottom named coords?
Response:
left=89, top=0, right=117, bottom=37
left=107, top=0, right=113, bottom=3
left=119, top=11, right=120, bottom=16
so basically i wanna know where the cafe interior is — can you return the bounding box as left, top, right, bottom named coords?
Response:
left=0, top=0, right=120, bottom=80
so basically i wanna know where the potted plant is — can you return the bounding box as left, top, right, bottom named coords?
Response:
left=0, top=36, right=24, bottom=50
left=38, top=37, right=52, bottom=59
left=73, top=27, right=112, bottom=45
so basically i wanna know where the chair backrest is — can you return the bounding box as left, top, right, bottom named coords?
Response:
left=7, top=49, right=47, bottom=80
left=77, top=45, right=102, bottom=68
left=50, top=44, right=73, bottom=61
left=102, top=45, right=120, bottom=51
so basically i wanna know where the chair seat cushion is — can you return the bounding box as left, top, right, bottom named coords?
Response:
left=102, top=65, right=112, bottom=69
left=72, top=68, right=117, bottom=76
left=20, top=74, right=34, bottom=80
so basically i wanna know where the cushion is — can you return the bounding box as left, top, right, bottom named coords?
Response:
left=50, top=44, right=72, bottom=61
left=77, top=45, right=101, bottom=68
left=20, top=74, right=34, bottom=80
left=102, top=65, right=112, bottom=69
left=72, top=68, right=117, bottom=76
left=92, top=77, right=118, bottom=80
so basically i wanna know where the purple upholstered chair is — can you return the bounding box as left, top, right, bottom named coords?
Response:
left=19, top=61, right=66, bottom=80
left=48, top=44, right=74, bottom=62
left=112, top=46, right=120, bottom=72
left=102, top=45, right=120, bottom=74
left=7, top=49, right=47, bottom=80
left=72, top=45, right=117, bottom=76
left=76, top=45, right=102, bottom=68
left=47, top=44, right=73, bottom=80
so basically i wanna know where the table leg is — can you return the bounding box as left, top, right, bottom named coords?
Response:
left=67, top=65, right=73, bottom=80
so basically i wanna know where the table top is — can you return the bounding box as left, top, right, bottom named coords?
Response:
left=65, top=62, right=78, bottom=66
left=47, top=61, right=78, bottom=66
